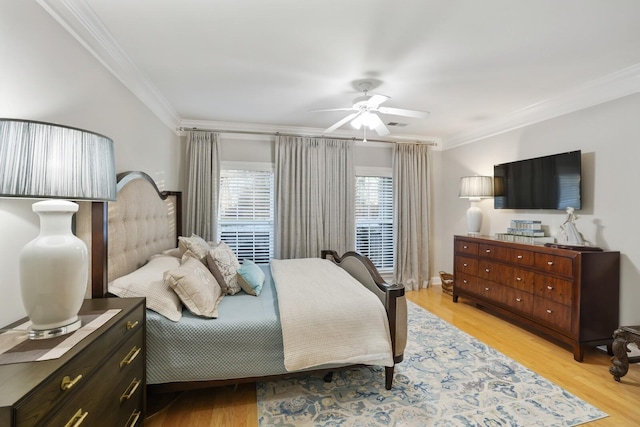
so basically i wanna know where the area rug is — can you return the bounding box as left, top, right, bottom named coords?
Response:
left=256, top=302, right=607, bottom=426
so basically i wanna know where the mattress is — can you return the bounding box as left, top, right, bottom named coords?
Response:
left=146, top=265, right=287, bottom=384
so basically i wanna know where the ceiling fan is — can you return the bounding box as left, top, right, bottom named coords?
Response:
left=313, top=81, right=429, bottom=137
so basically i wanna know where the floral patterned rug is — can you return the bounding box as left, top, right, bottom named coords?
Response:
left=256, top=302, right=607, bottom=426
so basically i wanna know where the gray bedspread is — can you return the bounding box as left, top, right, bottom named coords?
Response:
left=146, top=266, right=287, bottom=384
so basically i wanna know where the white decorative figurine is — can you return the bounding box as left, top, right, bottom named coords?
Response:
left=560, top=207, right=585, bottom=246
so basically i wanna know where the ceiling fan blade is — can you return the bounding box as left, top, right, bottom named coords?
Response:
left=369, top=113, right=390, bottom=136
left=367, top=94, right=390, bottom=107
left=324, top=112, right=360, bottom=133
left=377, top=106, right=429, bottom=118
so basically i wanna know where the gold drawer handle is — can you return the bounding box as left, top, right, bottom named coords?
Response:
left=517, top=255, right=523, bottom=259
left=64, top=409, right=88, bottom=427
left=120, top=378, right=142, bottom=403
left=126, top=320, right=139, bottom=330
left=61, top=374, right=83, bottom=391
left=546, top=309, right=553, bottom=314
left=547, top=261, right=554, bottom=265
left=120, top=346, right=141, bottom=368
left=125, top=410, right=142, bottom=427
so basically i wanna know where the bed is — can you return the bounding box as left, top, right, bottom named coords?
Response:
left=87, top=171, right=407, bottom=392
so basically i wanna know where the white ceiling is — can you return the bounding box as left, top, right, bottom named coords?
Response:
left=38, top=0, right=640, bottom=149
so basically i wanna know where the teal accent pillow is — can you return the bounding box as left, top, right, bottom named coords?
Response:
left=237, top=260, right=265, bottom=296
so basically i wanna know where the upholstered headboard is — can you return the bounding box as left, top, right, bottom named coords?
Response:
left=89, top=171, right=181, bottom=297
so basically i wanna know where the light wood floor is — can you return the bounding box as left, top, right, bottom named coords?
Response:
left=145, top=286, right=640, bottom=426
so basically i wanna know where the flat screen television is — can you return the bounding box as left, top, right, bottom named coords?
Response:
left=493, top=150, right=582, bottom=210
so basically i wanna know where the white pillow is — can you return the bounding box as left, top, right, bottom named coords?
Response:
left=109, top=255, right=182, bottom=321
left=207, top=241, right=241, bottom=295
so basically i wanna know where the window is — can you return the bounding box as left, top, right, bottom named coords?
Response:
left=217, top=168, right=274, bottom=264
left=355, top=175, right=394, bottom=272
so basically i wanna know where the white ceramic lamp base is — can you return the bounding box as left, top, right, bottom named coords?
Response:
left=466, top=200, right=483, bottom=236
left=19, top=200, right=88, bottom=339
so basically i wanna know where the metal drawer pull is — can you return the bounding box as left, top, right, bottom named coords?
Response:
left=61, top=374, right=83, bottom=391
left=463, top=279, right=468, bottom=283
left=125, top=410, right=142, bottom=427
left=126, top=320, right=139, bottom=330
left=120, top=378, right=142, bottom=402
left=485, top=268, right=490, bottom=273
left=547, top=261, right=554, bottom=265
left=516, top=298, right=522, bottom=302
left=516, top=277, right=522, bottom=281
left=485, top=287, right=490, bottom=291
left=463, top=263, right=468, bottom=267
left=547, top=285, right=554, bottom=290
left=463, top=245, right=468, bottom=249
left=64, top=409, right=88, bottom=427
left=486, top=249, right=491, bottom=253
left=546, top=309, right=552, bottom=314
left=120, top=346, right=141, bottom=368
left=517, top=255, right=523, bottom=259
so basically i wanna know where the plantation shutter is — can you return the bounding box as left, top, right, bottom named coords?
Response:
left=217, top=169, right=274, bottom=264
left=355, top=175, right=394, bottom=271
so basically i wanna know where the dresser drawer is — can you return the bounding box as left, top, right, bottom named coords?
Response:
left=510, top=268, right=535, bottom=292
left=534, top=253, right=573, bottom=277
left=503, top=287, right=533, bottom=315
left=455, top=256, right=478, bottom=275
left=478, top=243, right=506, bottom=260
left=455, top=240, right=478, bottom=256
left=43, top=328, right=144, bottom=427
left=14, top=304, right=144, bottom=427
left=534, top=276, right=573, bottom=306
left=533, top=298, right=572, bottom=331
left=477, top=260, right=512, bottom=285
left=454, top=272, right=477, bottom=292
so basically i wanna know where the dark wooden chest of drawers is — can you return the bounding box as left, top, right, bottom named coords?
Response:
left=0, top=298, right=145, bottom=426
left=453, top=235, right=620, bottom=361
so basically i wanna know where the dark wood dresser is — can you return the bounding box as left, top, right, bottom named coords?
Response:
left=0, top=297, right=145, bottom=426
left=453, top=235, right=620, bottom=361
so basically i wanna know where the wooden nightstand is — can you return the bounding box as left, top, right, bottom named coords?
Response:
left=0, top=297, right=145, bottom=427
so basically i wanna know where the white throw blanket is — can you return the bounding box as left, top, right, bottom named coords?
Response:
left=270, top=258, right=394, bottom=372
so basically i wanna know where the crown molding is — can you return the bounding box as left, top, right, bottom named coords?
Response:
left=443, top=62, right=640, bottom=150
left=36, top=0, right=181, bottom=131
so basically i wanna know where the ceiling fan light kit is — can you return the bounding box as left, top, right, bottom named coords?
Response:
left=314, top=80, right=429, bottom=137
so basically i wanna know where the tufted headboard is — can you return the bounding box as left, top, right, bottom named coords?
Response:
left=89, top=171, right=181, bottom=297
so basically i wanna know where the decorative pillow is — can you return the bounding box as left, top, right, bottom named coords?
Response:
left=206, top=241, right=241, bottom=295
left=109, top=255, right=182, bottom=321
left=237, top=260, right=265, bottom=296
left=164, top=257, right=224, bottom=318
left=178, top=234, right=211, bottom=261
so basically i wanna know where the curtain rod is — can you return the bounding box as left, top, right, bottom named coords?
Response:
left=176, top=126, right=437, bottom=146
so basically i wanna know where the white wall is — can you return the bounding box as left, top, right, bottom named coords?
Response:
left=435, top=93, right=640, bottom=325
left=0, top=2, right=180, bottom=326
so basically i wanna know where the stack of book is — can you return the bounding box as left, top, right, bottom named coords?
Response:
left=495, top=220, right=554, bottom=244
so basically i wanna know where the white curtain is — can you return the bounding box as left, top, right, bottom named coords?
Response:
left=275, top=135, right=355, bottom=259
left=184, top=131, right=220, bottom=241
left=393, top=143, right=431, bottom=290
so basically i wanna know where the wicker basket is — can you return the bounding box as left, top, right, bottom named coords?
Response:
left=439, top=271, right=454, bottom=295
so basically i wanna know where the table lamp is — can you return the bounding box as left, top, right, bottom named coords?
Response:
left=0, top=119, right=116, bottom=339
left=459, top=176, right=493, bottom=235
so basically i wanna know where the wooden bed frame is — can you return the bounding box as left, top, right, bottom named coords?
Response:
left=89, top=171, right=406, bottom=391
